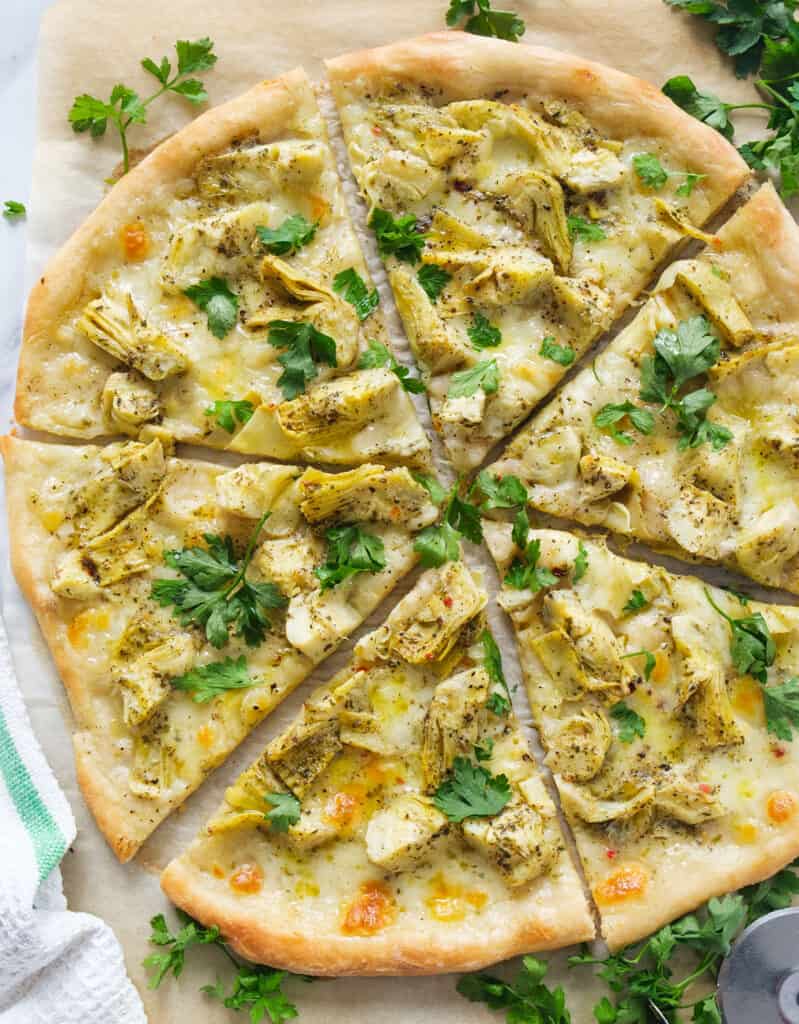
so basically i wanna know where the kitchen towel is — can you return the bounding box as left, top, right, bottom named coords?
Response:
left=0, top=608, right=146, bottom=1024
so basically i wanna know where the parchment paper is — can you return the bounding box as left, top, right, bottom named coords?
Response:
left=1, top=1, right=786, bottom=1020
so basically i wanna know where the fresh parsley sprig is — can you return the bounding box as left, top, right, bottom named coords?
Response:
left=3, top=200, right=26, bottom=219
left=567, top=215, right=607, bottom=241
left=705, top=588, right=776, bottom=684
left=610, top=700, right=647, bottom=742
left=267, top=320, right=337, bottom=400
left=358, top=339, right=425, bottom=393
left=151, top=513, right=287, bottom=649
left=573, top=542, right=589, bottom=582
left=315, top=524, right=387, bottom=590
left=624, top=589, right=649, bottom=614
left=69, top=38, right=217, bottom=174
left=185, top=277, right=239, bottom=339
left=369, top=208, right=427, bottom=263
left=333, top=267, right=379, bottom=321
left=482, top=629, right=512, bottom=716
left=458, top=956, right=570, bottom=1023
left=171, top=655, right=252, bottom=703
left=622, top=648, right=656, bottom=680
left=205, top=399, right=254, bottom=433
left=468, top=313, right=502, bottom=350
left=633, top=153, right=705, bottom=195
left=504, top=510, right=559, bottom=593
left=264, top=792, right=301, bottom=832
left=448, top=358, right=500, bottom=398
left=594, top=401, right=655, bottom=445
left=418, top=264, right=451, bottom=302
left=257, top=215, right=318, bottom=256
left=470, top=471, right=528, bottom=511
left=540, top=336, right=576, bottom=366
left=433, top=755, right=511, bottom=822
left=446, top=0, right=526, bottom=42
left=145, top=911, right=221, bottom=989
left=414, top=480, right=483, bottom=567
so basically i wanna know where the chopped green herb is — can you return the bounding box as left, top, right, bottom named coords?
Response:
left=567, top=215, right=607, bottom=241
left=505, top=510, right=559, bottom=593
left=267, top=319, right=337, bottom=400
left=468, top=312, right=502, bottom=350
left=256, top=214, right=317, bottom=255
left=632, top=152, right=704, bottom=194
left=315, top=524, right=386, bottom=590
left=705, top=588, right=776, bottom=684
left=445, top=0, right=526, bottom=41
left=458, top=956, right=570, bottom=1023
left=474, top=737, right=495, bottom=762
left=622, top=649, right=656, bottom=680
left=573, top=541, right=589, bottom=583
left=412, top=472, right=449, bottom=505
left=610, top=701, right=646, bottom=743
left=417, top=264, right=451, bottom=302
left=369, top=207, right=427, bottom=263
left=333, top=266, right=379, bottom=321
left=205, top=398, right=254, bottom=433
left=762, top=677, right=799, bottom=742
left=264, top=792, right=301, bottom=832
left=144, top=911, right=220, bottom=989
left=594, top=401, right=655, bottom=445
left=482, top=629, right=511, bottom=706
left=171, top=655, right=252, bottom=703
left=184, top=276, right=238, bottom=339
left=357, top=339, right=425, bottom=393
left=448, top=358, right=500, bottom=398
left=471, top=470, right=528, bottom=511
left=539, top=336, right=576, bottom=366
left=433, top=756, right=511, bottom=823
left=3, top=200, right=26, bottom=219
left=623, top=589, right=649, bottom=614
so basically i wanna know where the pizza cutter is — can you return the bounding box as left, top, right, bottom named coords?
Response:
left=717, top=907, right=799, bottom=1023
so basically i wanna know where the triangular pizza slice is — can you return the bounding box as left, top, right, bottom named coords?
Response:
left=1, top=435, right=440, bottom=860
left=327, top=32, right=749, bottom=470
left=484, top=523, right=799, bottom=949
left=16, top=69, right=430, bottom=468
left=490, top=183, right=799, bottom=595
left=161, top=562, right=594, bottom=974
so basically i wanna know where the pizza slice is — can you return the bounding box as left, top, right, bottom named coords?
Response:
left=484, top=522, right=799, bottom=949
left=1, top=435, right=440, bottom=861
left=326, top=32, right=749, bottom=470
left=16, top=69, right=430, bottom=468
left=489, top=183, right=799, bottom=595
left=160, top=561, right=594, bottom=974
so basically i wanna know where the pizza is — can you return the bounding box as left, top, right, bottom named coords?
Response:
left=1, top=435, right=439, bottom=860
left=160, top=561, right=595, bottom=974
left=483, top=523, right=799, bottom=949
left=327, top=32, right=749, bottom=470
left=489, top=183, right=799, bottom=595
left=16, top=68, right=430, bottom=469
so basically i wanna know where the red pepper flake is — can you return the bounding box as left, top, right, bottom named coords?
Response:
left=443, top=596, right=453, bottom=608
left=606, top=849, right=618, bottom=860
left=425, top=651, right=435, bottom=660
left=774, top=746, right=787, bottom=759
left=699, top=783, right=712, bottom=794
left=372, top=124, right=383, bottom=135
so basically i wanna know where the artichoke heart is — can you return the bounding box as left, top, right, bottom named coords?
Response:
left=562, top=145, right=626, bottom=193
left=672, top=615, right=743, bottom=749
left=495, top=170, right=572, bottom=274
left=256, top=534, right=325, bottom=597
left=514, top=426, right=581, bottom=487
left=80, top=493, right=160, bottom=587
left=196, top=140, right=326, bottom=200
left=558, top=778, right=655, bottom=824
left=665, top=482, right=732, bottom=561
left=365, top=794, right=448, bottom=872
left=736, top=501, right=799, bottom=580
left=266, top=708, right=342, bottom=798
left=421, top=666, right=490, bottom=792
left=381, top=562, right=486, bottom=664
left=208, top=751, right=286, bottom=834
left=285, top=587, right=361, bottom=662
left=361, top=149, right=445, bottom=207
left=77, top=290, right=187, bottom=381
left=129, top=712, right=179, bottom=800
left=551, top=276, right=612, bottom=346
left=276, top=368, right=398, bottom=444
left=461, top=248, right=555, bottom=307
left=578, top=452, right=635, bottom=504
left=655, top=775, right=724, bottom=825
left=546, top=707, right=612, bottom=782
left=389, top=265, right=468, bottom=374
left=102, top=372, right=161, bottom=434
left=216, top=463, right=300, bottom=520
left=673, top=259, right=754, bottom=348
left=112, top=626, right=194, bottom=728
left=462, top=801, right=559, bottom=887
left=530, top=629, right=591, bottom=702
left=426, top=209, right=492, bottom=255
left=298, top=464, right=437, bottom=530
left=379, top=103, right=486, bottom=167
left=542, top=592, right=635, bottom=697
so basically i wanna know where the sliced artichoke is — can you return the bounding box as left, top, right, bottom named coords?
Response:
left=284, top=588, right=361, bottom=662
left=365, top=794, right=448, bottom=872
left=421, top=666, right=490, bottom=792
left=112, top=627, right=194, bottom=728
left=665, top=482, right=732, bottom=561
left=266, top=710, right=342, bottom=798
left=389, top=265, right=467, bottom=374
left=673, top=260, right=754, bottom=348
left=531, top=629, right=590, bottom=701
left=558, top=778, right=655, bottom=824
left=216, top=463, right=300, bottom=520
left=208, top=751, right=286, bottom=834
left=361, top=149, right=445, bottom=207
left=81, top=494, right=160, bottom=586
left=276, top=368, right=398, bottom=444
left=380, top=103, right=486, bottom=167
left=255, top=535, right=325, bottom=597
left=462, top=801, right=558, bottom=887
left=561, top=145, right=626, bottom=193
left=545, top=707, right=612, bottom=782
left=379, top=562, right=486, bottom=664
left=578, top=452, right=635, bottom=504
left=286, top=805, right=339, bottom=851
left=736, top=501, right=799, bottom=580
left=542, top=592, right=634, bottom=697
left=672, top=614, right=743, bottom=749
left=77, top=290, right=187, bottom=381
left=298, top=464, right=437, bottom=530
left=129, top=712, right=177, bottom=800
left=101, top=372, right=161, bottom=434
left=496, top=170, right=572, bottom=274
left=550, top=276, right=612, bottom=344
left=655, top=775, right=724, bottom=825
left=71, top=439, right=166, bottom=540
left=461, top=248, right=555, bottom=307
left=515, top=426, right=582, bottom=486
left=196, top=140, right=326, bottom=200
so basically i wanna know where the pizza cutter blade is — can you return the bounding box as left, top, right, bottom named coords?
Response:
left=717, top=907, right=799, bottom=1023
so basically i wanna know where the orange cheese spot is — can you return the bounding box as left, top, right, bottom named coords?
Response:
left=651, top=651, right=670, bottom=684
left=212, top=864, right=225, bottom=880
left=594, top=863, right=649, bottom=906
left=324, top=788, right=363, bottom=828
left=197, top=725, right=215, bottom=750
left=341, top=881, right=396, bottom=935
left=309, top=194, right=329, bottom=222
left=229, top=862, right=264, bottom=894
left=767, top=789, right=798, bottom=824
left=425, top=874, right=487, bottom=922
left=121, top=222, right=150, bottom=261
left=733, top=820, right=759, bottom=844
left=732, top=678, right=765, bottom=723
left=67, top=608, right=110, bottom=649
left=364, top=756, right=388, bottom=786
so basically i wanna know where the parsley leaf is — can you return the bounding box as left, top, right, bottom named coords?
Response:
left=623, top=589, right=649, bottom=614
left=705, top=588, right=776, bottom=684
left=413, top=481, right=483, bottom=567
left=663, top=75, right=736, bottom=139
left=633, top=152, right=703, bottom=194
left=540, top=336, right=576, bottom=366
left=69, top=38, right=217, bottom=174
left=315, top=524, right=386, bottom=590
left=446, top=0, right=526, bottom=42
left=434, top=756, right=511, bottom=823
left=610, top=701, right=647, bottom=743
left=482, top=629, right=511, bottom=711
left=265, top=792, right=301, bottom=832
left=458, top=956, right=570, bottom=1023
left=151, top=513, right=287, bottom=648
left=741, top=857, right=799, bottom=922
left=144, top=911, right=221, bottom=988
left=471, top=470, right=528, bottom=511
left=594, top=401, right=655, bottom=445
left=3, top=200, right=26, bottom=219
left=184, top=277, right=239, bottom=339
left=369, top=208, right=427, bottom=263
left=474, top=737, right=495, bottom=762
left=357, top=339, right=425, bottom=392
left=417, top=264, right=451, bottom=302
left=411, top=472, right=449, bottom=505
left=649, top=316, right=720, bottom=390
left=333, top=267, right=379, bottom=321
left=505, top=510, right=559, bottom=593
left=257, top=214, right=318, bottom=256
left=210, top=965, right=299, bottom=1023
left=567, top=215, right=607, bottom=241
left=205, top=398, right=254, bottom=433
left=573, top=541, right=589, bottom=582
left=171, top=654, right=252, bottom=703
left=267, top=320, right=337, bottom=400
left=448, top=358, right=500, bottom=398
left=762, top=677, right=799, bottom=741
left=622, top=651, right=655, bottom=684
left=468, top=312, right=502, bottom=350
left=486, top=691, right=511, bottom=716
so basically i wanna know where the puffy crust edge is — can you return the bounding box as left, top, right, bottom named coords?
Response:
left=325, top=31, right=749, bottom=224
left=16, top=67, right=314, bottom=430
left=160, top=853, right=595, bottom=975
